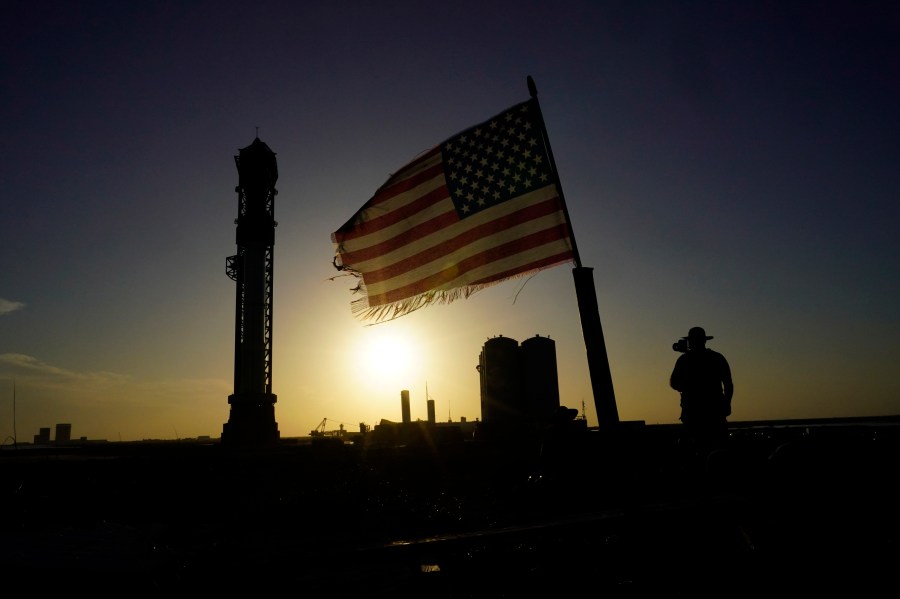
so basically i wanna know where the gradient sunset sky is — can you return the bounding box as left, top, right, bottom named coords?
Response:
left=2, top=0, right=898, bottom=442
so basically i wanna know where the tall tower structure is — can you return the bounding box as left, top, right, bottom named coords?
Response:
left=222, top=137, right=280, bottom=446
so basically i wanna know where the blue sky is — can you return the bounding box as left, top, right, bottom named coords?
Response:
left=1, top=0, right=898, bottom=441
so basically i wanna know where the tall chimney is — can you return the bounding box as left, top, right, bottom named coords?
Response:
left=401, top=389, right=411, bottom=424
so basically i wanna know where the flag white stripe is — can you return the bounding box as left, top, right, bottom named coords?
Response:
left=344, top=174, right=450, bottom=251
left=357, top=152, right=444, bottom=219
left=433, top=237, right=573, bottom=291
left=346, top=184, right=559, bottom=263
left=362, top=204, right=568, bottom=297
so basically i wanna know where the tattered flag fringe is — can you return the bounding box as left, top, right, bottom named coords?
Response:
left=340, top=265, right=564, bottom=325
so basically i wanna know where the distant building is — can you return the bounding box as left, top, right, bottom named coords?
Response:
left=368, top=419, right=467, bottom=448
left=55, top=423, right=72, bottom=444
left=34, top=427, right=51, bottom=445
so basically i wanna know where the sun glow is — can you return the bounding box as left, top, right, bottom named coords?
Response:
left=359, top=328, right=421, bottom=389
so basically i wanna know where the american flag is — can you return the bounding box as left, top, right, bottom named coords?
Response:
left=332, top=99, right=575, bottom=322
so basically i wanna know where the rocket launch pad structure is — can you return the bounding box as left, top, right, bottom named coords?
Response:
left=222, top=138, right=280, bottom=446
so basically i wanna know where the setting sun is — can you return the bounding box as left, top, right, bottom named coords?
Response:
left=358, top=328, right=421, bottom=389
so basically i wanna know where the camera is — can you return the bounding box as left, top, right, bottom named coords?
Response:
left=672, top=338, right=689, bottom=353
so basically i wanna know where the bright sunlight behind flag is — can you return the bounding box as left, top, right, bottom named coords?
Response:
left=332, top=99, right=575, bottom=323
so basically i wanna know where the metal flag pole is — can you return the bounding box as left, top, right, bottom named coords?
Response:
left=527, top=75, right=620, bottom=429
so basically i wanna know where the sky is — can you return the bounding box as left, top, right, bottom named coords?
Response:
left=1, top=0, right=898, bottom=442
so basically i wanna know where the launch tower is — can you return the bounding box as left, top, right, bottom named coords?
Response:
left=222, top=137, right=280, bottom=446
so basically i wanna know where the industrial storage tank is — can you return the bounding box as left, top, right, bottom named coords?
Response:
left=478, top=335, right=522, bottom=424
left=520, top=335, right=561, bottom=424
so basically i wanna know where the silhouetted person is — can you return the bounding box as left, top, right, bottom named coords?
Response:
left=670, top=326, right=733, bottom=465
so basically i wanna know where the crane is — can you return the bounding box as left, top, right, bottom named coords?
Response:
left=310, top=418, right=328, bottom=437
left=310, top=418, right=367, bottom=438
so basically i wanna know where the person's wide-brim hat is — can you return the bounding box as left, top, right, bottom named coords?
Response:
left=684, top=326, right=713, bottom=340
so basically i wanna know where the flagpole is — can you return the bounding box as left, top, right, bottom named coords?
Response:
left=527, top=75, right=620, bottom=430
left=527, top=76, right=582, bottom=269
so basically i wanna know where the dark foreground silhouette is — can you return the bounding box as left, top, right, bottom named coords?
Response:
left=671, top=326, right=734, bottom=464
left=2, top=417, right=899, bottom=597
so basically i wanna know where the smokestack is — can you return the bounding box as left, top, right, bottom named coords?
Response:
left=401, top=389, right=411, bottom=424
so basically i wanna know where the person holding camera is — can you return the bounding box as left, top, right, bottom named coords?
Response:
left=670, top=326, right=734, bottom=462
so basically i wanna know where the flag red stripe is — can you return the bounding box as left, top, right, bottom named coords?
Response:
left=363, top=147, right=441, bottom=202
left=367, top=223, right=572, bottom=305
left=338, top=202, right=457, bottom=265
left=333, top=179, right=447, bottom=245
left=333, top=151, right=444, bottom=241
left=358, top=197, right=567, bottom=284
left=469, top=250, right=575, bottom=286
